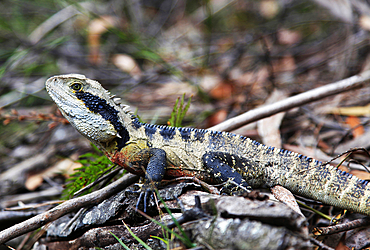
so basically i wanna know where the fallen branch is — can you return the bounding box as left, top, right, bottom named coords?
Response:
left=0, top=173, right=139, bottom=244
left=209, top=70, right=370, bottom=132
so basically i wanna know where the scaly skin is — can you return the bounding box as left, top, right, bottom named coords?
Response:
left=46, top=74, right=370, bottom=215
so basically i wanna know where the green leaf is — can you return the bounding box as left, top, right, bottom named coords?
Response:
left=168, top=94, right=192, bottom=127
left=168, top=97, right=180, bottom=127
left=122, top=222, right=152, bottom=250
left=62, top=144, right=115, bottom=199
left=154, top=190, right=195, bottom=248
left=150, top=235, right=168, bottom=245
left=109, top=231, right=131, bottom=250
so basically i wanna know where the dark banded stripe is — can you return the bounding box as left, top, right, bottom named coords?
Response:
left=75, top=91, right=129, bottom=148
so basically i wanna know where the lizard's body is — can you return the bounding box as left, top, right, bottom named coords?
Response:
left=46, top=74, right=370, bottom=215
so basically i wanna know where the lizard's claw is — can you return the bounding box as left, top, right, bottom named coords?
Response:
left=127, top=183, right=158, bottom=213
left=136, top=186, right=155, bottom=213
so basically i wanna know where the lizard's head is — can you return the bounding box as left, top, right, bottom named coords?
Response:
left=45, top=74, right=126, bottom=143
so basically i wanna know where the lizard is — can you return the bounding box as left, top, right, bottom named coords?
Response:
left=45, top=74, right=370, bottom=215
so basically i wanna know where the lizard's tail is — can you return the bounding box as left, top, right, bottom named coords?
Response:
left=268, top=151, right=370, bottom=216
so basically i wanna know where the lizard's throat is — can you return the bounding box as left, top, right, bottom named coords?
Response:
left=74, top=91, right=130, bottom=149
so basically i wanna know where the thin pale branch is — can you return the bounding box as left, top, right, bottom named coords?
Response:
left=0, top=173, right=139, bottom=244
left=209, top=70, right=370, bottom=132
left=28, top=4, right=88, bottom=44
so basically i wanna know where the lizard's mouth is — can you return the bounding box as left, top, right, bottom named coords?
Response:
left=47, top=89, right=69, bottom=110
left=46, top=84, right=83, bottom=120
left=46, top=78, right=64, bottom=103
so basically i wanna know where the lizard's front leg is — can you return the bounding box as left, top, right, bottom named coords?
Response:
left=126, top=148, right=167, bottom=212
left=202, top=152, right=252, bottom=194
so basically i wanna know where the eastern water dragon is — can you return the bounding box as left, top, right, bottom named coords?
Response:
left=45, top=74, right=370, bottom=215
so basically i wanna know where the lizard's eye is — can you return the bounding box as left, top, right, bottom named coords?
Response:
left=71, top=82, right=82, bottom=91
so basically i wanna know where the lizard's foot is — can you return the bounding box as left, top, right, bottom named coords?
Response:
left=126, top=182, right=158, bottom=213
left=136, top=183, right=157, bottom=213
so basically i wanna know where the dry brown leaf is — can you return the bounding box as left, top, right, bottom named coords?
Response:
left=48, top=122, right=59, bottom=129
left=153, top=82, right=197, bottom=100
left=209, top=81, right=233, bottom=100
left=270, top=185, right=304, bottom=217
left=272, top=54, right=296, bottom=73
left=235, top=67, right=269, bottom=87
left=25, top=175, right=44, bottom=191
left=345, top=116, right=364, bottom=138
left=259, top=0, right=279, bottom=19
left=112, top=54, right=142, bottom=78
left=277, top=29, right=302, bottom=45
left=317, top=139, right=331, bottom=152
left=25, top=156, right=81, bottom=191
left=200, top=74, right=222, bottom=92
left=338, top=164, right=350, bottom=173
left=349, top=169, right=370, bottom=181
left=3, top=119, right=10, bottom=125
left=335, top=235, right=351, bottom=250
left=207, top=109, right=228, bottom=127
left=359, top=15, right=370, bottom=31
left=257, top=89, right=288, bottom=147
left=88, top=16, right=117, bottom=65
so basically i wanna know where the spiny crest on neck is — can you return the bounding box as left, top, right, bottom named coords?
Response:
left=109, top=93, right=133, bottom=115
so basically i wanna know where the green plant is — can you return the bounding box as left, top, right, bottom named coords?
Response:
left=108, top=188, right=196, bottom=249
left=168, top=94, right=192, bottom=127
left=109, top=231, right=135, bottom=250
left=62, top=144, right=116, bottom=199
left=154, top=189, right=196, bottom=248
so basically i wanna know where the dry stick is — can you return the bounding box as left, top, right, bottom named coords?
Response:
left=313, top=217, right=370, bottom=235
left=28, top=4, right=84, bottom=44
left=209, top=70, right=370, bottom=132
left=0, top=173, right=139, bottom=244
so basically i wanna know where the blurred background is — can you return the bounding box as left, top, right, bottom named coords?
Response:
left=1, top=0, right=370, bottom=119
left=2, top=0, right=370, bottom=248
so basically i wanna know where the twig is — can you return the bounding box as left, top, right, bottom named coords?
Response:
left=309, top=237, right=334, bottom=250
left=209, top=70, right=370, bottom=132
left=73, top=165, right=123, bottom=197
left=313, top=217, right=370, bottom=235
left=28, top=4, right=84, bottom=44
left=4, top=200, right=63, bottom=211
left=161, top=176, right=220, bottom=194
left=0, top=146, right=57, bottom=197
left=0, top=173, right=139, bottom=244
